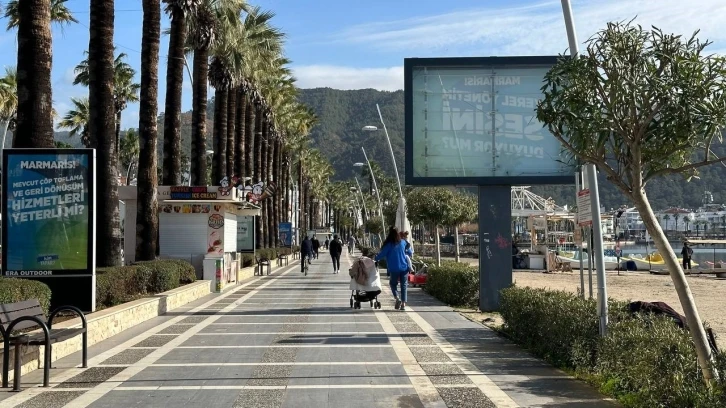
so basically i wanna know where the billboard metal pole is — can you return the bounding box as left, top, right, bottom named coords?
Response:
left=561, top=0, right=608, bottom=335
left=362, top=147, right=387, bottom=235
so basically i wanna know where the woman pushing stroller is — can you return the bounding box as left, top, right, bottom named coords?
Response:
left=375, top=227, right=413, bottom=311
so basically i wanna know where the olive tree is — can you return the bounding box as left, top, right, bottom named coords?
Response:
left=407, top=187, right=469, bottom=266
left=536, top=20, right=726, bottom=383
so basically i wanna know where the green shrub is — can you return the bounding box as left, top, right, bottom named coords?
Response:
left=96, top=259, right=196, bottom=308
left=596, top=316, right=726, bottom=407
left=0, top=277, right=52, bottom=314
left=424, top=261, right=479, bottom=308
left=499, top=285, right=726, bottom=407
left=241, top=254, right=254, bottom=268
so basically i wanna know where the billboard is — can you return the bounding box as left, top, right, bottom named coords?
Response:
left=2, top=148, right=96, bottom=311
left=2, top=149, right=95, bottom=275
left=279, top=222, right=292, bottom=247
left=404, top=56, right=574, bottom=185
left=237, top=215, right=254, bottom=253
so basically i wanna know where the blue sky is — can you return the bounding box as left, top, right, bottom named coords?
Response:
left=1, top=0, right=725, bottom=130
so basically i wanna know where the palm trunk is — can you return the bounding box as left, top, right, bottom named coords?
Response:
left=1, top=119, right=10, bottom=151
left=271, top=138, right=279, bottom=247
left=190, top=47, right=209, bottom=185
left=261, top=122, right=270, bottom=247
left=212, top=88, right=227, bottom=183
left=89, top=0, right=121, bottom=267
left=245, top=100, right=254, bottom=180
left=226, top=87, right=236, bottom=178
left=298, top=161, right=304, bottom=236
left=161, top=4, right=186, bottom=186
left=135, top=0, right=160, bottom=261
left=115, top=110, right=122, bottom=155
left=14, top=0, right=53, bottom=148
left=633, top=188, right=719, bottom=382
left=254, top=107, right=263, bottom=249
left=235, top=88, right=246, bottom=179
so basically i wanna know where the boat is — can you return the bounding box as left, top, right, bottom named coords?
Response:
left=621, top=253, right=699, bottom=271
left=558, top=251, right=620, bottom=270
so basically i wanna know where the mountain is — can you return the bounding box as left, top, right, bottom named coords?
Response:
left=44, top=88, right=726, bottom=211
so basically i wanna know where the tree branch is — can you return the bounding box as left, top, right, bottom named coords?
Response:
left=646, top=155, right=726, bottom=180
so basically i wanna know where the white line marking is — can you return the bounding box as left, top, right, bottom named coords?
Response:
left=169, top=345, right=440, bottom=349
left=62, top=267, right=300, bottom=408
left=1, top=271, right=287, bottom=408
left=150, top=362, right=405, bottom=367
left=207, top=322, right=381, bottom=325
left=109, top=384, right=416, bottom=391
left=192, top=332, right=388, bottom=335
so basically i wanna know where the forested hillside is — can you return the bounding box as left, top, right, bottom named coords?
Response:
left=45, top=87, right=726, bottom=210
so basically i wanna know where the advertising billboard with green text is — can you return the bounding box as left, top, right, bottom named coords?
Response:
left=2, top=148, right=97, bottom=311
left=404, top=56, right=574, bottom=185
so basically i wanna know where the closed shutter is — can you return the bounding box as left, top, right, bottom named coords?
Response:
left=160, top=213, right=209, bottom=257
left=224, top=213, right=237, bottom=253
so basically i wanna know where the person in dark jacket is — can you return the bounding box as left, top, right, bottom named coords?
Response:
left=681, top=242, right=694, bottom=270
left=329, top=234, right=343, bottom=274
left=324, top=238, right=329, bottom=250
left=312, top=236, right=321, bottom=259
left=300, top=236, right=313, bottom=272
left=376, top=227, right=413, bottom=311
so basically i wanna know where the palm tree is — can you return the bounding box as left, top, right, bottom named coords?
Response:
left=188, top=0, right=246, bottom=185
left=136, top=0, right=161, bottom=261
left=87, top=0, right=120, bottom=267
left=57, top=97, right=90, bottom=147
left=3, top=0, right=77, bottom=30
left=73, top=51, right=140, bottom=152
left=663, top=214, right=670, bottom=232
left=161, top=0, right=200, bottom=186
left=12, top=0, right=54, bottom=148
left=120, top=129, right=140, bottom=185
left=684, top=215, right=692, bottom=236
left=0, top=66, right=17, bottom=150
left=674, top=213, right=681, bottom=234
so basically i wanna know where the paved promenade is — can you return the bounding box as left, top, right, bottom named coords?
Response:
left=1, top=251, right=619, bottom=407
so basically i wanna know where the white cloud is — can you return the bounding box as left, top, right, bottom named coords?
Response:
left=292, top=65, right=403, bottom=91
left=336, top=0, right=726, bottom=56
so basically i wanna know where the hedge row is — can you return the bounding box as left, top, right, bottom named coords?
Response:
left=96, top=259, right=196, bottom=309
left=0, top=277, right=52, bottom=314
left=424, top=261, right=479, bottom=308
left=500, top=286, right=726, bottom=407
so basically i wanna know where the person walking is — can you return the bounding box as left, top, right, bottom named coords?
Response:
left=347, top=235, right=356, bottom=254
left=681, top=242, right=693, bottom=270
left=324, top=238, right=329, bottom=250
left=312, top=236, right=321, bottom=259
left=300, top=236, right=313, bottom=273
left=329, top=234, right=343, bottom=274
left=376, top=227, right=414, bottom=311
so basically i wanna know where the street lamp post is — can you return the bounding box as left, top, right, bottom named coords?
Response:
left=364, top=104, right=411, bottom=236
left=188, top=149, right=215, bottom=186
left=355, top=153, right=386, bottom=238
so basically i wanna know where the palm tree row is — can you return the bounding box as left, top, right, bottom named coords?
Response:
left=2, top=0, right=338, bottom=265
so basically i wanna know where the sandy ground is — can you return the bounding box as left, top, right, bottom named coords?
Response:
left=447, top=257, right=726, bottom=348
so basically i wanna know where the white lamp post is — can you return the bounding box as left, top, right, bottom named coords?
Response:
left=188, top=149, right=215, bottom=186
left=355, top=155, right=386, bottom=237
left=364, top=104, right=410, bottom=235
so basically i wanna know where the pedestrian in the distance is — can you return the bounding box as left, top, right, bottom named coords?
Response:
left=324, top=238, right=329, bottom=250
left=347, top=235, right=356, bottom=254
left=376, top=227, right=413, bottom=311
left=300, top=236, right=313, bottom=273
left=681, top=242, right=693, bottom=270
left=329, top=234, right=343, bottom=274
left=312, top=236, right=321, bottom=259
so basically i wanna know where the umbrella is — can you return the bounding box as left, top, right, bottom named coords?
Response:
left=395, top=196, right=413, bottom=251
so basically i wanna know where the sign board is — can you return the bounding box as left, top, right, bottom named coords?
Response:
left=237, top=216, right=254, bottom=253
left=279, top=222, right=292, bottom=247
left=169, top=186, right=218, bottom=200
left=404, top=56, right=574, bottom=186
left=2, top=148, right=96, bottom=311
left=577, top=189, right=592, bottom=226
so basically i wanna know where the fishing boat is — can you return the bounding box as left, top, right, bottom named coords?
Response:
left=558, top=250, right=620, bottom=270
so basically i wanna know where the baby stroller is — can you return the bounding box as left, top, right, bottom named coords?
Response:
left=408, top=259, right=429, bottom=287
left=349, top=256, right=382, bottom=309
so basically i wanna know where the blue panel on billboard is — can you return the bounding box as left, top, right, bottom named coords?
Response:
left=405, top=56, right=574, bottom=185
left=279, top=222, right=292, bottom=247
left=2, top=150, right=95, bottom=276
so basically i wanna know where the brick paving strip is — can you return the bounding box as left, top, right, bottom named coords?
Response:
left=1, top=267, right=296, bottom=408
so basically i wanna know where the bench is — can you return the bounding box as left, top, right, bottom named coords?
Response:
left=1, top=300, right=88, bottom=391
left=255, top=256, right=271, bottom=276
left=694, top=268, right=726, bottom=278
left=277, top=248, right=292, bottom=267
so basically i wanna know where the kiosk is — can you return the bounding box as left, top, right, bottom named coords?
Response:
left=119, top=185, right=260, bottom=292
